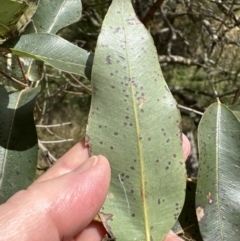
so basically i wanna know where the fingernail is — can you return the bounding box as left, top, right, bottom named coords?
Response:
left=75, top=156, right=98, bottom=173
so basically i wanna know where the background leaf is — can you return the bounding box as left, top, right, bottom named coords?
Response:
left=196, top=102, right=240, bottom=240
left=10, top=33, right=93, bottom=80
left=0, top=0, right=28, bottom=37
left=0, top=85, right=40, bottom=204
left=24, top=0, right=82, bottom=34
left=15, top=0, right=83, bottom=82
left=86, top=0, right=186, bottom=240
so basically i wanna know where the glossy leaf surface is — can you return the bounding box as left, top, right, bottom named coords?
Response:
left=0, top=0, right=28, bottom=37
left=0, top=85, right=40, bottom=203
left=196, top=102, right=240, bottom=240
left=10, top=33, right=93, bottom=80
left=86, top=0, right=186, bottom=240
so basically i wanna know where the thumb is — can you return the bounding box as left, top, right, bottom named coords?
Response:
left=0, top=155, right=110, bottom=241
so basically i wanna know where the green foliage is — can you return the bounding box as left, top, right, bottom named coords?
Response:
left=196, top=102, right=240, bottom=240
left=0, top=85, right=40, bottom=203
left=87, top=1, right=185, bottom=240
left=1, top=0, right=240, bottom=241
left=0, top=0, right=28, bottom=37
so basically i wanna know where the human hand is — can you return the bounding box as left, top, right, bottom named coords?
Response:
left=0, top=135, right=190, bottom=241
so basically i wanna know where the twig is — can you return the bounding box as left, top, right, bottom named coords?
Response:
left=16, top=56, right=29, bottom=85
left=36, top=122, right=72, bottom=128
left=178, top=104, right=203, bottom=116
left=0, top=69, right=27, bottom=87
left=38, top=141, right=57, bottom=163
left=63, top=89, right=84, bottom=95
left=69, top=73, right=92, bottom=92
left=39, top=139, right=73, bottom=144
left=142, top=0, right=165, bottom=25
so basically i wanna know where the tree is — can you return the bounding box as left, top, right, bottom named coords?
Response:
left=1, top=0, right=240, bottom=240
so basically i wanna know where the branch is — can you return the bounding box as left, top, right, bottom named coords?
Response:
left=142, top=0, right=165, bottom=25
left=0, top=69, right=27, bottom=87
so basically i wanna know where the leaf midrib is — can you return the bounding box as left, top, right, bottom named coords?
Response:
left=216, top=103, right=224, bottom=240
left=120, top=2, right=150, bottom=240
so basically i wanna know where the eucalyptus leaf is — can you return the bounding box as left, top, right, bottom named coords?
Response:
left=86, top=1, right=186, bottom=240
left=0, top=0, right=28, bottom=37
left=0, top=85, right=40, bottom=204
left=10, top=33, right=93, bottom=80
left=17, top=0, right=82, bottom=82
left=24, top=0, right=82, bottom=34
left=196, top=102, right=240, bottom=240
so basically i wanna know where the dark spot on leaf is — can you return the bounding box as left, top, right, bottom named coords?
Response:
left=131, top=190, right=134, bottom=194
left=129, top=123, right=133, bottom=126
left=131, top=214, right=135, bottom=217
left=114, top=132, right=118, bottom=136
left=158, top=199, right=161, bottom=204
left=110, top=73, right=114, bottom=76
left=111, top=86, right=115, bottom=89
left=141, top=109, right=144, bottom=113
left=124, top=122, right=127, bottom=126
left=156, top=159, right=159, bottom=163
left=148, top=137, right=151, bottom=141
left=173, top=154, right=176, bottom=158
left=166, top=139, right=170, bottom=143
left=125, top=116, right=129, bottom=119
left=106, top=55, right=112, bottom=65
left=126, top=175, right=129, bottom=178
left=165, top=166, right=169, bottom=170
left=99, top=125, right=102, bottom=128
left=130, top=166, right=135, bottom=170
left=100, top=141, right=103, bottom=145
left=110, top=146, right=114, bottom=150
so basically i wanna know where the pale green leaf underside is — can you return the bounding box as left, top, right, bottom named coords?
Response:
left=86, top=0, right=186, bottom=241
left=10, top=33, right=93, bottom=80
left=0, top=85, right=40, bottom=204
left=196, top=102, right=240, bottom=240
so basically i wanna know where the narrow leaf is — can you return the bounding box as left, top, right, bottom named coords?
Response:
left=86, top=1, right=186, bottom=240
left=0, top=0, right=28, bottom=37
left=10, top=33, right=93, bottom=80
left=196, top=102, right=240, bottom=240
left=0, top=85, right=40, bottom=204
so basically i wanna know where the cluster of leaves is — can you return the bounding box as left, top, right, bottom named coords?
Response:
left=1, top=1, right=240, bottom=241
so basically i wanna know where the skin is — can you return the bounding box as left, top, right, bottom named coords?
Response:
left=0, top=135, right=190, bottom=241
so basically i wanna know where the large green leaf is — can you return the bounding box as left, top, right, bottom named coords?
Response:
left=0, top=0, right=28, bottom=37
left=0, top=85, right=40, bottom=204
left=24, top=0, right=82, bottom=34
left=86, top=1, right=186, bottom=240
left=196, top=102, right=240, bottom=240
left=9, top=33, right=93, bottom=80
